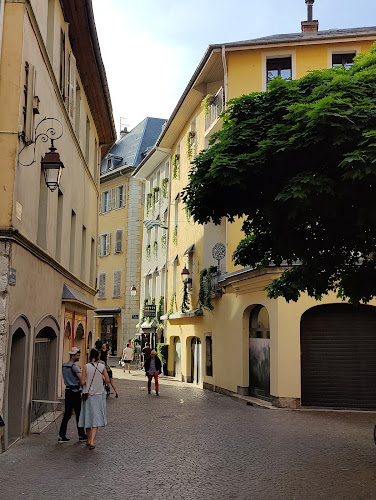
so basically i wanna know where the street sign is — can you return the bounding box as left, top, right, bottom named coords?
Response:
left=144, top=304, right=156, bottom=318
left=132, top=314, right=139, bottom=319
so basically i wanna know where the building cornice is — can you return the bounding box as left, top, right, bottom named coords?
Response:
left=0, top=227, right=97, bottom=296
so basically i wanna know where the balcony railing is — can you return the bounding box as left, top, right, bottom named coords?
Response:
left=205, top=87, right=224, bottom=131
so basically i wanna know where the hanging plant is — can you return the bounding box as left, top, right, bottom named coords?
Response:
left=152, top=186, right=160, bottom=211
left=201, top=94, right=213, bottom=118
left=146, top=192, right=152, bottom=215
left=198, top=267, right=215, bottom=312
left=157, top=295, right=164, bottom=325
left=181, top=280, right=190, bottom=313
left=142, top=298, right=149, bottom=321
left=153, top=240, right=158, bottom=258
left=172, top=224, right=178, bottom=245
left=161, top=233, right=166, bottom=251
left=167, top=292, right=176, bottom=318
left=187, top=132, right=194, bottom=160
left=172, top=154, right=179, bottom=179
left=161, top=177, right=169, bottom=199
left=184, top=205, right=191, bottom=221
left=146, top=244, right=151, bottom=260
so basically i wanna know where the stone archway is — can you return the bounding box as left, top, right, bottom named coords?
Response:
left=173, top=337, right=181, bottom=380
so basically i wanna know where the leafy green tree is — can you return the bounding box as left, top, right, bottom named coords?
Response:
left=183, top=44, right=376, bottom=304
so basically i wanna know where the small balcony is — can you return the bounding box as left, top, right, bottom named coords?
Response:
left=205, top=87, right=224, bottom=132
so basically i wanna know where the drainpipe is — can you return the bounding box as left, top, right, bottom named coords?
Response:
left=221, top=45, right=228, bottom=106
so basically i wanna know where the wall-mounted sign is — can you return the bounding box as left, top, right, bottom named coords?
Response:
left=8, top=268, right=16, bottom=286
left=132, top=314, right=139, bottom=319
left=144, top=305, right=156, bottom=318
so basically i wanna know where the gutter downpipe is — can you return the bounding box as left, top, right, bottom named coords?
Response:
left=222, top=45, right=229, bottom=270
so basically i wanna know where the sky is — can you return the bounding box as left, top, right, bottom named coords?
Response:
left=92, top=0, right=376, bottom=136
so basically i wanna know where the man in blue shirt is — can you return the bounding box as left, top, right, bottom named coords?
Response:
left=58, top=347, right=87, bottom=443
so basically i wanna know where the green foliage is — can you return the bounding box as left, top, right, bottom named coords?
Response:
left=198, top=267, right=215, bottom=311
left=146, top=192, right=152, bottom=216
left=172, top=154, right=179, bottom=179
left=161, top=177, right=169, bottom=199
left=142, top=298, right=148, bottom=321
left=153, top=240, right=158, bottom=258
left=167, top=292, right=176, bottom=318
left=146, top=244, right=151, bottom=260
left=201, top=94, right=213, bottom=118
left=187, top=132, right=195, bottom=160
left=156, top=343, right=168, bottom=365
left=157, top=295, right=164, bottom=325
left=172, top=224, right=178, bottom=245
left=182, top=44, right=376, bottom=304
left=181, top=280, right=190, bottom=313
left=161, top=233, right=166, bottom=251
left=152, top=186, right=159, bottom=211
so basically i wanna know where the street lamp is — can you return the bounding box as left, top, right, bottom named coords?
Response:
left=40, top=140, right=64, bottom=192
left=181, top=264, right=190, bottom=283
left=18, top=116, right=64, bottom=192
left=130, top=285, right=137, bottom=296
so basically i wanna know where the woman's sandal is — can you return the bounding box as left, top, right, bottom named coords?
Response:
left=89, top=445, right=95, bottom=450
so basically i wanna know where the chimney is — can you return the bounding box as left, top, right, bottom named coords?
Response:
left=120, top=126, right=128, bottom=139
left=301, top=0, right=319, bottom=35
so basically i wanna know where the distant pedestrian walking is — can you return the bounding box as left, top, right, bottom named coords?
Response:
left=145, top=349, right=162, bottom=396
left=58, top=347, right=87, bottom=443
left=100, top=343, right=110, bottom=363
left=121, top=343, right=134, bottom=373
left=142, top=342, right=152, bottom=369
left=79, top=348, right=110, bottom=450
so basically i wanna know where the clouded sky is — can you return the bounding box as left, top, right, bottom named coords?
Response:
left=92, top=0, right=376, bottom=136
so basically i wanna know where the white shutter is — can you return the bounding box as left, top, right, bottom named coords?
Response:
left=99, top=193, right=103, bottom=214
left=108, top=189, right=113, bottom=211
left=113, top=269, right=122, bottom=298
left=98, top=272, right=106, bottom=299
left=114, top=229, right=123, bottom=253
left=121, top=185, right=126, bottom=207
left=114, top=187, right=119, bottom=209
left=105, top=233, right=110, bottom=256
left=68, top=52, right=76, bottom=121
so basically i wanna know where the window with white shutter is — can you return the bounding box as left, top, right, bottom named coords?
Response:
left=68, top=52, right=76, bottom=122
left=113, top=269, right=122, bottom=298
left=99, top=233, right=110, bottom=257
left=98, top=272, right=106, bottom=299
left=114, top=229, right=124, bottom=253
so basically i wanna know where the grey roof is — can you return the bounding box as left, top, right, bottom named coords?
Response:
left=62, top=284, right=95, bottom=309
left=101, top=117, right=166, bottom=174
left=225, top=26, right=376, bottom=47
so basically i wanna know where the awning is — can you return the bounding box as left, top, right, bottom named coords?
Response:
left=62, top=284, right=95, bottom=310
left=170, top=254, right=178, bottom=265
left=184, top=244, right=194, bottom=256
left=93, top=307, right=121, bottom=318
left=141, top=319, right=157, bottom=330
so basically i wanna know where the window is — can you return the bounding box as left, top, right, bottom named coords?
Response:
left=69, top=210, right=76, bottom=272
left=114, top=229, right=124, bottom=254
left=99, top=233, right=110, bottom=257
left=205, top=87, right=224, bottom=131
left=113, top=270, right=122, bottom=298
left=23, top=62, right=36, bottom=144
left=332, top=52, right=356, bottom=69
left=85, top=116, right=90, bottom=164
left=205, top=335, right=213, bottom=376
left=100, top=190, right=111, bottom=214
left=37, top=170, right=48, bottom=249
left=98, top=272, right=106, bottom=299
left=80, top=226, right=86, bottom=281
left=55, top=189, right=63, bottom=261
left=59, top=29, right=65, bottom=96
left=67, top=52, right=76, bottom=121
left=89, top=238, right=95, bottom=287
left=114, top=184, right=126, bottom=209
left=267, top=57, right=292, bottom=82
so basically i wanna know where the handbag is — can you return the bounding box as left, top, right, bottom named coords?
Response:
left=81, top=363, right=100, bottom=401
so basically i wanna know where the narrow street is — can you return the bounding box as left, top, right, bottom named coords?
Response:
left=1, top=366, right=376, bottom=500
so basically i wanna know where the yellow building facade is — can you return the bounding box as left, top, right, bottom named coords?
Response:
left=0, top=0, right=115, bottom=451
left=152, top=20, right=376, bottom=408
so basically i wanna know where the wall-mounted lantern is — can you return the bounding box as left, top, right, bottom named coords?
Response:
left=18, top=117, right=64, bottom=192
left=130, top=285, right=137, bottom=296
left=181, top=264, right=190, bottom=283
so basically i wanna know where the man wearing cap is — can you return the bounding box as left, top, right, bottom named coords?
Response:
left=58, top=347, right=87, bottom=443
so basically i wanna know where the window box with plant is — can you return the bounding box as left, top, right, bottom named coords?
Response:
left=146, top=244, right=151, bottom=260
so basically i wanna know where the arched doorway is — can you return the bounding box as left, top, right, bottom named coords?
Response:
left=174, top=337, right=181, bottom=380
left=7, top=327, right=27, bottom=445
left=63, top=321, right=71, bottom=362
left=32, top=325, right=58, bottom=418
left=249, top=305, right=270, bottom=399
left=74, top=323, right=85, bottom=354
left=301, top=304, right=376, bottom=409
left=100, top=317, right=118, bottom=355
left=191, top=337, right=202, bottom=384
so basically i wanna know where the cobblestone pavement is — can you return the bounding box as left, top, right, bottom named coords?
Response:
left=1, top=364, right=376, bottom=500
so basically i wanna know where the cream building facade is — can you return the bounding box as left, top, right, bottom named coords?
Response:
left=95, top=118, right=166, bottom=354
left=0, top=0, right=115, bottom=451
left=150, top=13, right=376, bottom=408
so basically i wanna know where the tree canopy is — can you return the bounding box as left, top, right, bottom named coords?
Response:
left=182, top=44, right=376, bottom=304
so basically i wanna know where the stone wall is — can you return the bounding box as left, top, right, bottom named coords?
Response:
left=0, top=241, right=10, bottom=451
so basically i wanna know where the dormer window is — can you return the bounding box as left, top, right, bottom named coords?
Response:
left=107, top=157, right=112, bottom=170
left=332, top=53, right=356, bottom=70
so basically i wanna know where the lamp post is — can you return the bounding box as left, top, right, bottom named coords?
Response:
left=40, top=139, right=64, bottom=192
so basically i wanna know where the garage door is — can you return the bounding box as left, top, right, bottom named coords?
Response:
left=301, top=304, right=376, bottom=409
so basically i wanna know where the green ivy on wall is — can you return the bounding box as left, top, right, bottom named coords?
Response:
left=172, top=154, right=179, bottom=179
left=161, top=178, right=169, bottom=199
left=172, top=224, right=178, bottom=245
left=153, top=240, right=158, bottom=258
left=181, top=280, right=190, bottom=313
left=157, top=295, right=164, bottom=325
left=167, top=292, right=176, bottom=318
left=201, top=94, right=213, bottom=118
left=146, top=244, right=151, bottom=260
